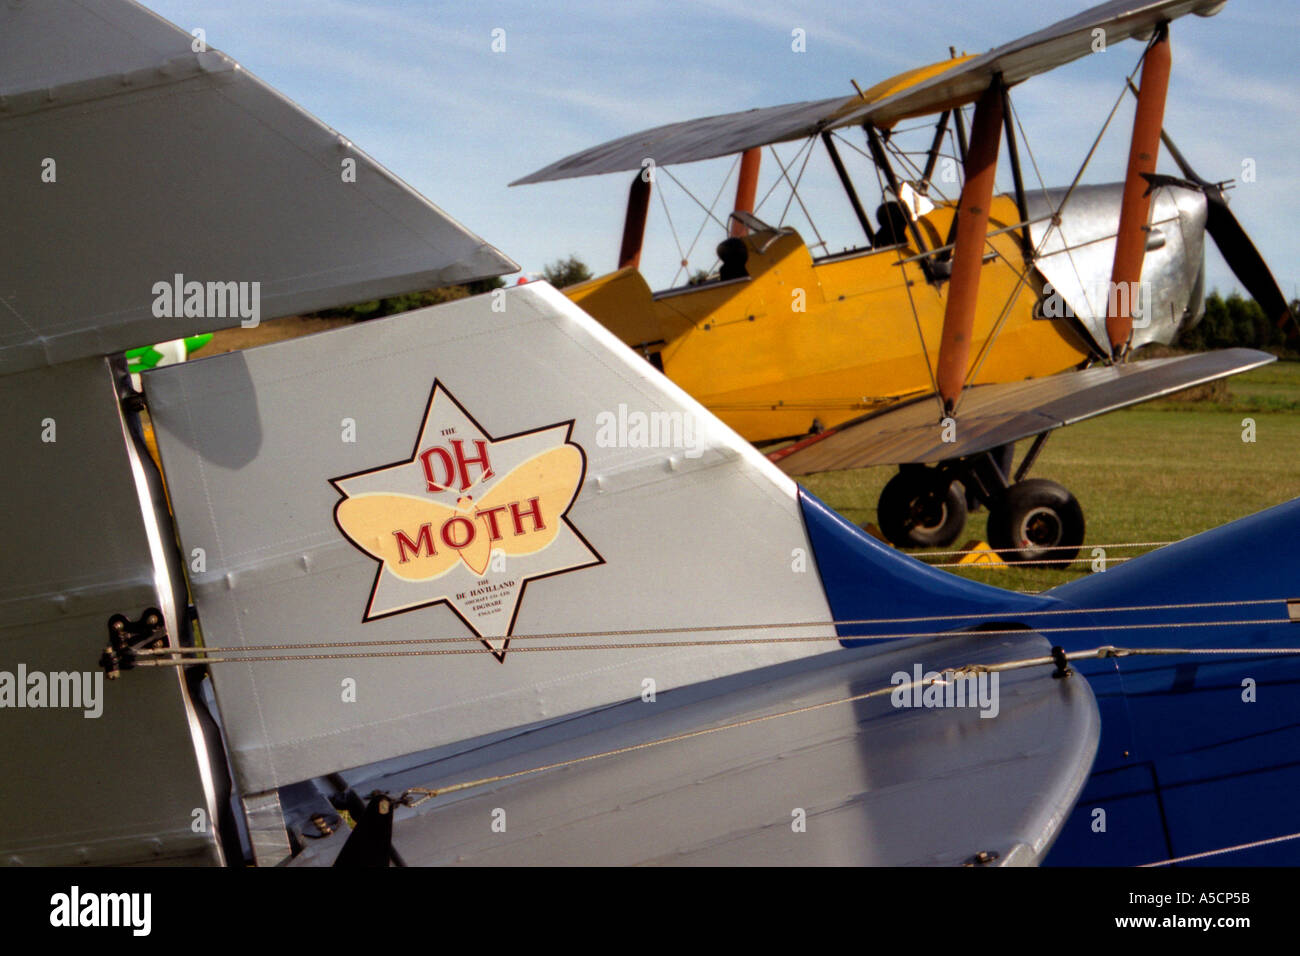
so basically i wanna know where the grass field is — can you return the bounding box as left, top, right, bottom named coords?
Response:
left=801, top=359, right=1300, bottom=592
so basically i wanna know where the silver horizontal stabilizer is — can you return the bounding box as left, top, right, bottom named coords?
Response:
left=777, top=348, right=1275, bottom=474
left=0, top=0, right=517, bottom=376
left=291, top=629, right=1099, bottom=866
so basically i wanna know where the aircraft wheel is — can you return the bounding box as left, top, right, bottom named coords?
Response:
left=986, top=479, right=1084, bottom=568
left=876, top=470, right=968, bottom=548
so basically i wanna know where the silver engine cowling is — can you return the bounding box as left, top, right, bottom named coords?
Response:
left=1027, top=182, right=1208, bottom=354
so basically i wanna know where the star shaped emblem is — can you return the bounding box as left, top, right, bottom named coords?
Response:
left=330, top=381, right=602, bottom=661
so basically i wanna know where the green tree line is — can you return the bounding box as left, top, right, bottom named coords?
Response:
left=1176, top=291, right=1298, bottom=352
left=310, top=256, right=593, bottom=322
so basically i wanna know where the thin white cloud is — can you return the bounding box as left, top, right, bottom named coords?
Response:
left=137, top=0, right=1298, bottom=296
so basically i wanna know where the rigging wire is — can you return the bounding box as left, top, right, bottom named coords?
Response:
left=678, top=154, right=741, bottom=279
left=660, top=164, right=736, bottom=286
left=1141, top=830, right=1300, bottom=867
left=132, top=599, right=1296, bottom=663
left=860, top=130, right=947, bottom=418
left=377, top=639, right=1300, bottom=806
left=882, top=134, right=958, bottom=208
left=926, top=555, right=1137, bottom=569
left=1052, top=43, right=1152, bottom=234
left=754, top=136, right=814, bottom=216
left=769, top=137, right=825, bottom=250
left=660, top=165, right=732, bottom=232
left=654, top=181, right=687, bottom=282
left=957, top=43, right=1155, bottom=405
left=1011, top=98, right=1095, bottom=324
left=918, top=539, right=1172, bottom=558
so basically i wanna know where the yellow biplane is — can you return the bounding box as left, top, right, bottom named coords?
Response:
left=514, top=0, right=1291, bottom=564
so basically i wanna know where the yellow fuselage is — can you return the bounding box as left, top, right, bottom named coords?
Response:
left=565, top=195, right=1092, bottom=443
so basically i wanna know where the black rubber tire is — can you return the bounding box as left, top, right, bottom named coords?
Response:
left=986, top=478, right=1085, bottom=568
left=876, top=470, right=968, bottom=548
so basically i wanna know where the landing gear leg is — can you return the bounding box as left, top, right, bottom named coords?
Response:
left=931, top=434, right=1086, bottom=569
left=966, top=442, right=1014, bottom=512
left=878, top=448, right=1015, bottom=551
left=979, top=433, right=1085, bottom=568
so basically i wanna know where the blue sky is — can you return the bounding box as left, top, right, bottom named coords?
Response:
left=146, top=0, right=1299, bottom=298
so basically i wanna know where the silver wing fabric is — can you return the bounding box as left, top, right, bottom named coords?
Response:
left=513, top=0, right=1226, bottom=186
left=775, top=348, right=1273, bottom=474
left=0, top=0, right=517, bottom=375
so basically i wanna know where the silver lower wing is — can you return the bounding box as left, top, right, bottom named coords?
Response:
left=292, top=629, right=1098, bottom=866
left=776, top=349, right=1275, bottom=474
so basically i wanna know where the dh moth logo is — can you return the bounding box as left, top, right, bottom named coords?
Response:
left=330, top=381, right=602, bottom=661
